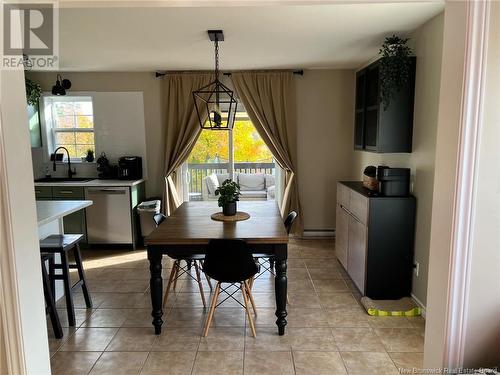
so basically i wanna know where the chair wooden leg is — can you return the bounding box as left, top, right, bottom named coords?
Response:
left=248, top=276, right=254, bottom=290
left=241, top=283, right=256, bottom=337
left=198, top=260, right=212, bottom=291
left=41, top=259, right=63, bottom=339
left=205, top=274, right=213, bottom=291
left=194, top=261, right=207, bottom=308
left=203, top=282, right=220, bottom=337
left=244, top=280, right=257, bottom=316
left=60, top=251, right=76, bottom=326
left=48, top=256, right=56, bottom=305
left=162, top=261, right=178, bottom=308
left=172, top=261, right=180, bottom=290
left=73, top=244, right=92, bottom=308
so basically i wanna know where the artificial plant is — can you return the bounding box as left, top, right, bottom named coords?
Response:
left=379, top=35, right=413, bottom=110
left=25, top=78, right=42, bottom=106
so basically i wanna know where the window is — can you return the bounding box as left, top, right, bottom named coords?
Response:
left=186, top=111, right=276, bottom=200
left=233, top=116, right=274, bottom=166
left=44, top=96, right=95, bottom=160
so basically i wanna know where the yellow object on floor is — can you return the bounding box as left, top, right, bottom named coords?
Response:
left=361, top=297, right=422, bottom=316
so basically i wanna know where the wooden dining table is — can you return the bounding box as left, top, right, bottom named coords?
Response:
left=145, top=200, right=289, bottom=335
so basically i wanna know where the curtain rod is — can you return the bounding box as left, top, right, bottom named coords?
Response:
left=223, top=70, right=304, bottom=76
left=155, top=70, right=303, bottom=78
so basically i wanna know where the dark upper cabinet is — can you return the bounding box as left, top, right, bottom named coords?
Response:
left=354, top=57, right=416, bottom=153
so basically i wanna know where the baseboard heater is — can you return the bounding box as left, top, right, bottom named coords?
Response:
left=302, top=229, right=336, bottom=238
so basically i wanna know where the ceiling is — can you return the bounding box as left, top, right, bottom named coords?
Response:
left=56, top=2, right=444, bottom=71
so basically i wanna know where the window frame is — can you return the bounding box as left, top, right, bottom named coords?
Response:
left=41, top=95, right=97, bottom=162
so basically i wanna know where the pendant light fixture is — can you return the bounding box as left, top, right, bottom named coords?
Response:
left=192, top=30, right=237, bottom=130
left=51, top=74, right=72, bottom=96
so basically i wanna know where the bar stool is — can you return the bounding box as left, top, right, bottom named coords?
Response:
left=40, top=234, right=92, bottom=327
left=41, top=253, right=63, bottom=339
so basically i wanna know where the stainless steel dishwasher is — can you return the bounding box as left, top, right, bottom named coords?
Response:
left=85, top=187, right=133, bottom=245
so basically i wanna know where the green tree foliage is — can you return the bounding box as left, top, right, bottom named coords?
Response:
left=188, top=120, right=273, bottom=163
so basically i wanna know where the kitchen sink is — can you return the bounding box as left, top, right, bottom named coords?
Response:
left=34, top=177, right=95, bottom=183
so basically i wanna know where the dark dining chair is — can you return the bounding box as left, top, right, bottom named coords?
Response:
left=252, top=210, right=298, bottom=283
left=153, top=214, right=210, bottom=308
left=202, top=239, right=259, bottom=337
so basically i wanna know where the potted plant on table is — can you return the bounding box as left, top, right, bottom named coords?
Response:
left=215, top=179, right=241, bottom=216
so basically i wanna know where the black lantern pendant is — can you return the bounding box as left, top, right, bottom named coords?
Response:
left=51, top=74, right=72, bottom=96
left=193, top=30, right=237, bottom=130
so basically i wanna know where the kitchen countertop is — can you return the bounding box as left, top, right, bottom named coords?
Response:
left=36, top=200, right=93, bottom=226
left=34, top=178, right=146, bottom=187
left=340, top=181, right=415, bottom=199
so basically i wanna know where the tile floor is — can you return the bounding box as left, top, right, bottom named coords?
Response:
left=48, top=238, right=425, bottom=374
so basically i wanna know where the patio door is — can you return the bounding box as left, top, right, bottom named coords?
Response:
left=183, top=111, right=277, bottom=203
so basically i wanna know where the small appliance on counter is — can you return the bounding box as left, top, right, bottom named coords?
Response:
left=118, top=156, right=143, bottom=180
left=96, top=152, right=118, bottom=179
left=362, top=165, right=378, bottom=191
left=377, top=167, right=411, bottom=196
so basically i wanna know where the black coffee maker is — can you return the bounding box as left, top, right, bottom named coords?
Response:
left=377, top=166, right=411, bottom=196
left=118, top=156, right=143, bottom=180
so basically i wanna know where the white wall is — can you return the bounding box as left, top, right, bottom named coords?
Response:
left=27, top=72, right=164, bottom=197
left=1, top=70, right=51, bottom=373
left=29, top=71, right=358, bottom=231
left=461, top=1, right=500, bottom=366
left=424, top=1, right=467, bottom=368
left=296, top=70, right=355, bottom=233
left=31, top=91, right=147, bottom=181
left=350, top=13, right=444, bottom=307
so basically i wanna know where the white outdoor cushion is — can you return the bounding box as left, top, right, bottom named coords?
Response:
left=238, top=173, right=265, bottom=191
left=267, top=185, right=276, bottom=199
left=216, top=173, right=230, bottom=185
left=240, top=190, right=267, bottom=199
left=206, top=173, right=220, bottom=195
left=265, top=174, right=275, bottom=188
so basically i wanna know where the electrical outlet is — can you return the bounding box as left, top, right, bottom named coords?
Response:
left=414, top=261, right=420, bottom=277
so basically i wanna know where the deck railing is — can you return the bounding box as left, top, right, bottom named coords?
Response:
left=188, top=162, right=275, bottom=199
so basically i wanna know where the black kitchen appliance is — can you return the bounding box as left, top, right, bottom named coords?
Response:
left=118, top=156, right=142, bottom=180
left=377, top=167, right=410, bottom=196
left=96, top=152, right=118, bottom=179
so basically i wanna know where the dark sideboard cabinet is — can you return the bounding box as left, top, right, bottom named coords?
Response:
left=354, top=57, right=416, bottom=153
left=336, top=181, right=416, bottom=299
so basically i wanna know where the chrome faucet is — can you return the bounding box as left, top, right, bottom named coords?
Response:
left=52, top=146, right=76, bottom=179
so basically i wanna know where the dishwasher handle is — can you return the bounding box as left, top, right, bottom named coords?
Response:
left=86, top=187, right=128, bottom=195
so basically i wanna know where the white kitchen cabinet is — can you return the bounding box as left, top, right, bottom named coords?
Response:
left=347, top=215, right=367, bottom=292
left=335, top=204, right=349, bottom=269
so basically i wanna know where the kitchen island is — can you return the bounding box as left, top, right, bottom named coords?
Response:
left=37, top=200, right=93, bottom=239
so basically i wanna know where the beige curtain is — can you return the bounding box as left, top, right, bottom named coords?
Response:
left=231, top=72, right=302, bottom=234
left=163, top=73, right=212, bottom=215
